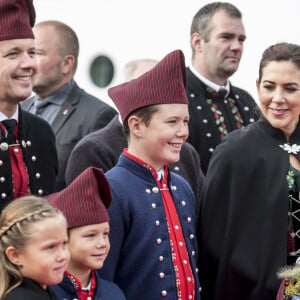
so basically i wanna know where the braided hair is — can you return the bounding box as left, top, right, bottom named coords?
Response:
left=0, top=195, right=64, bottom=299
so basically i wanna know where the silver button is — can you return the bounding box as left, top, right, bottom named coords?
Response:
left=187, top=217, right=192, bottom=223
left=155, top=220, right=160, bottom=226
left=206, top=133, right=212, bottom=138
left=183, top=260, right=187, bottom=265
left=14, top=148, right=19, bottom=153
left=145, top=188, right=151, bottom=194
left=249, top=118, right=255, bottom=122
left=0, top=177, right=5, bottom=183
left=26, top=140, right=31, bottom=147
left=190, top=93, right=195, bottom=98
left=36, top=173, right=41, bottom=179
left=175, top=225, right=179, bottom=230
left=32, top=156, right=36, bottom=161
left=189, top=295, right=193, bottom=299
left=152, top=203, right=156, bottom=209
left=1, top=193, right=6, bottom=199
left=174, top=166, right=179, bottom=171
left=181, top=201, right=186, bottom=206
left=0, top=143, right=9, bottom=151
left=244, top=106, right=249, bottom=111
left=0, top=160, right=3, bottom=166
left=161, top=290, right=167, bottom=297
left=197, top=105, right=202, bottom=110
left=189, top=234, right=194, bottom=240
left=224, top=99, right=228, bottom=104
left=152, top=187, right=159, bottom=193
left=21, top=140, right=26, bottom=148
left=209, top=148, right=214, bottom=153
left=188, top=277, right=192, bottom=282
left=192, top=251, right=195, bottom=256
left=156, top=238, right=162, bottom=245
left=38, top=189, right=43, bottom=195
left=159, top=256, right=164, bottom=262
left=196, top=268, right=199, bottom=273
left=159, top=272, right=165, bottom=279
left=171, top=185, right=177, bottom=191
left=179, top=242, right=183, bottom=247
left=235, top=94, right=240, bottom=99
left=203, top=119, right=208, bottom=124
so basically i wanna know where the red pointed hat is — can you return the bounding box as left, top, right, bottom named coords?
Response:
left=108, top=49, right=188, bottom=123
left=47, top=167, right=111, bottom=229
left=0, top=0, right=35, bottom=41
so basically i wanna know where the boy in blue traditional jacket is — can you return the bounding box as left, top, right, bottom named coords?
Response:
left=47, top=167, right=126, bottom=300
left=98, top=50, right=201, bottom=300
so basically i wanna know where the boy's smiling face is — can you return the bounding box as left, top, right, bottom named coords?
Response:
left=67, top=222, right=110, bottom=284
left=129, top=103, right=189, bottom=170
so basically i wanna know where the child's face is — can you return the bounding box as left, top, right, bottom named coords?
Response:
left=15, top=215, right=69, bottom=288
left=132, top=103, right=189, bottom=170
left=67, top=222, right=110, bottom=275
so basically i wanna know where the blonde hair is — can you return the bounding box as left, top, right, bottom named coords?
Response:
left=0, top=196, right=64, bottom=298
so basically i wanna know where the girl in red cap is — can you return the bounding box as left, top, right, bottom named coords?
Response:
left=0, top=196, right=69, bottom=300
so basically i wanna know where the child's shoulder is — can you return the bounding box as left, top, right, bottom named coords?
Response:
left=97, top=278, right=126, bottom=299
left=3, top=278, right=52, bottom=300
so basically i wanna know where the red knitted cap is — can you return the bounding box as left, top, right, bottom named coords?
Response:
left=47, top=167, right=111, bottom=229
left=108, top=49, right=188, bottom=122
left=0, top=0, right=35, bottom=41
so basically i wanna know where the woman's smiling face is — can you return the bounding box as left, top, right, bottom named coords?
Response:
left=257, top=60, right=300, bottom=139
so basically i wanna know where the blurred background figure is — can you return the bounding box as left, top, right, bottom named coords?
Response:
left=22, top=20, right=117, bottom=191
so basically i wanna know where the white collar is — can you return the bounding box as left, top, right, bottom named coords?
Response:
left=0, top=106, right=19, bottom=122
left=189, top=64, right=230, bottom=94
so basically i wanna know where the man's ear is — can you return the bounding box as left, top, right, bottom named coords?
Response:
left=61, top=55, right=75, bottom=75
left=128, top=115, right=143, bottom=138
left=191, top=32, right=204, bottom=53
left=5, top=246, right=23, bottom=266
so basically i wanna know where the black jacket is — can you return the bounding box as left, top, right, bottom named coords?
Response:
left=186, top=67, right=258, bottom=174
left=0, top=107, right=58, bottom=211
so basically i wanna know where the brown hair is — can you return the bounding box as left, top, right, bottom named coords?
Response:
left=258, top=42, right=300, bottom=84
left=0, top=196, right=64, bottom=298
left=123, top=105, right=160, bottom=140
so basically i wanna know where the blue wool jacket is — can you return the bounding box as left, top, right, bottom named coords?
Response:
left=99, top=154, right=201, bottom=300
left=50, top=271, right=126, bottom=300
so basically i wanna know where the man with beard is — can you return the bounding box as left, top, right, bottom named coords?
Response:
left=21, top=21, right=117, bottom=191
left=187, top=2, right=258, bottom=175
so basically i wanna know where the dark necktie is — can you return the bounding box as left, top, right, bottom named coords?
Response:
left=218, top=88, right=227, bottom=99
left=2, top=119, right=17, bottom=144
left=32, top=99, right=50, bottom=115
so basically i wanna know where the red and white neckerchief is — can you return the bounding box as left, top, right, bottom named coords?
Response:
left=65, top=270, right=96, bottom=300
left=123, top=149, right=195, bottom=299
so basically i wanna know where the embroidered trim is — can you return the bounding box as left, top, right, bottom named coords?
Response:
left=206, top=87, right=244, bottom=140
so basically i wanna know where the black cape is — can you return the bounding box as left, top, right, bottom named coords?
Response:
left=197, top=116, right=300, bottom=300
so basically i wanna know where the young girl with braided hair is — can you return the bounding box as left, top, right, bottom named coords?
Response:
left=0, top=196, right=69, bottom=300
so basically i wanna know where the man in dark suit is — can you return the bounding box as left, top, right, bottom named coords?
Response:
left=0, top=0, right=58, bottom=211
left=22, top=21, right=117, bottom=191
left=187, top=2, right=258, bottom=175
